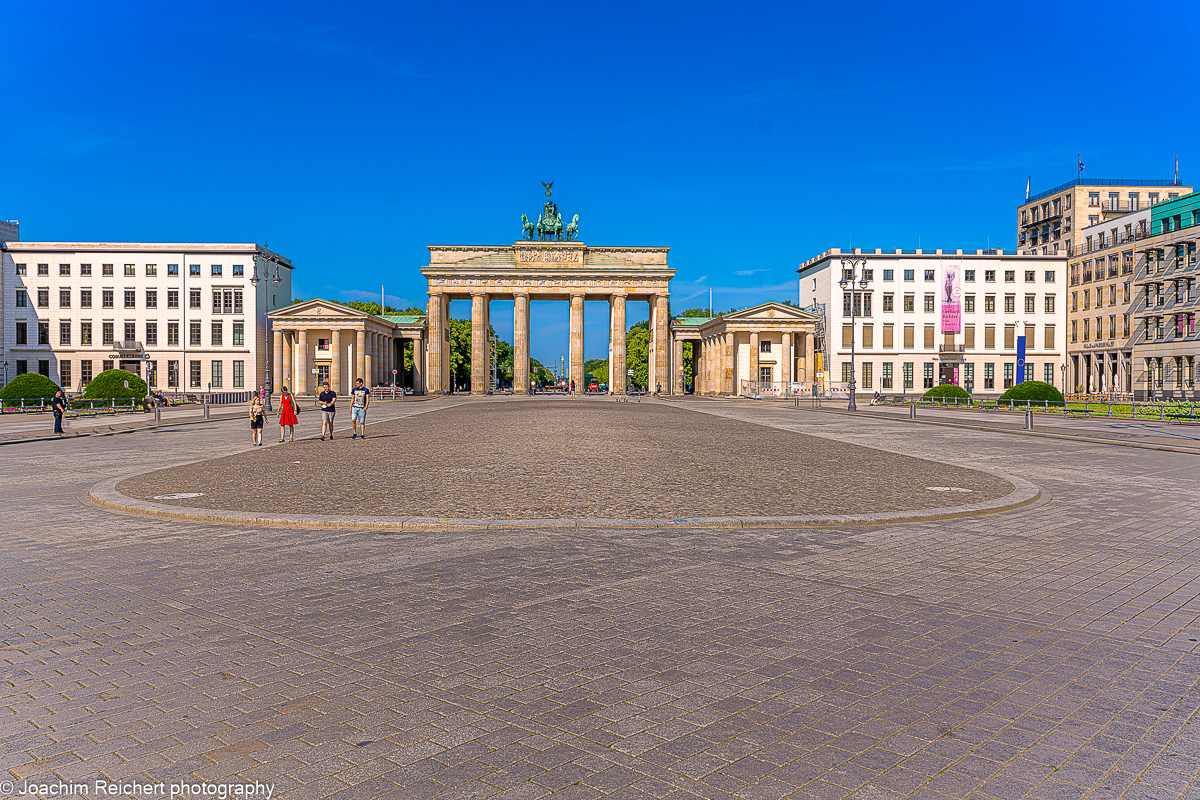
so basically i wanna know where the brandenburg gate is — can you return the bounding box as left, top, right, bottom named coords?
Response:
left=422, top=241, right=675, bottom=395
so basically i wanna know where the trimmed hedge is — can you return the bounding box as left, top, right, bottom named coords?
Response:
left=83, top=369, right=147, bottom=399
left=0, top=373, right=62, bottom=400
left=922, top=383, right=970, bottom=400
left=998, top=380, right=1064, bottom=405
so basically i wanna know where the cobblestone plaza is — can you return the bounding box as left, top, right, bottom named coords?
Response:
left=2, top=399, right=1200, bottom=800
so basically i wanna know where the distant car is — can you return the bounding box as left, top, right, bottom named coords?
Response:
left=588, top=380, right=599, bottom=392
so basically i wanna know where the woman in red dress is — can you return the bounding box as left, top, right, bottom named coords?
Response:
left=278, top=387, right=299, bottom=442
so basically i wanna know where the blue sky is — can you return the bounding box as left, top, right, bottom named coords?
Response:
left=4, top=0, right=1196, bottom=365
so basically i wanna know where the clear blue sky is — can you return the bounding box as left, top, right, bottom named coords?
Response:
left=4, top=1, right=1195, bottom=366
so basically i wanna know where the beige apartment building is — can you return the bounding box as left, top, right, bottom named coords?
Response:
left=1017, top=179, right=1189, bottom=257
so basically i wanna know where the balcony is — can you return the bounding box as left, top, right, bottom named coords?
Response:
left=113, top=340, right=143, bottom=353
left=1022, top=207, right=1063, bottom=228
left=938, top=344, right=966, bottom=362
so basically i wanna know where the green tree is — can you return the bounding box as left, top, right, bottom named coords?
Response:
left=84, top=369, right=147, bottom=399
left=626, top=321, right=650, bottom=390
left=529, top=359, right=555, bottom=387
left=0, top=373, right=62, bottom=400
left=583, top=358, right=609, bottom=385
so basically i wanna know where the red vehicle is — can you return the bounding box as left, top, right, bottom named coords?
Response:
left=588, top=380, right=599, bottom=392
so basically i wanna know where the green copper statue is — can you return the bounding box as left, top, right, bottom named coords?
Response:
left=523, top=182, right=579, bottom=242
left=521, top=213, right=536, bottom=241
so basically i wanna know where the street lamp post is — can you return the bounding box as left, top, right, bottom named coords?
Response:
left=250, top=254, right=283, bottom=413
left=837, top=255, right=869, bottom=411
left=2, top=361, right=7, bottom=386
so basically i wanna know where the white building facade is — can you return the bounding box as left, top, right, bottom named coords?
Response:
left=1, top=228, right=293, bottom=394
left=798, top=248, right=1067, bottom=397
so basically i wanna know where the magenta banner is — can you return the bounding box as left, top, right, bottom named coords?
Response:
left=941, top=265, right=962, bottom=333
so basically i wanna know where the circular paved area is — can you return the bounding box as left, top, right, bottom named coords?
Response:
left=116, top=399, right=1013, bottom=519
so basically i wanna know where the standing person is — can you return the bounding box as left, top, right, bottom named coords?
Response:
left=570, top=379, right=575, bottom=394
left=350, top=377, right=370, bottom=439
left=249, top=393, right=265, bottom=446
left=51, top=390, right=67, bottom=436
left=278, top=386, right=299, bottom=442
left=318, top=381, right=337, bottom=440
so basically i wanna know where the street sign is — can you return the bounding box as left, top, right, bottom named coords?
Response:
left=311, top=368, right=319, bottom=373
left=677, top=367, right=684, bottom=374
left=626, top=369, right=634, bottom=376
left=392, top=369, right=397, bottom=375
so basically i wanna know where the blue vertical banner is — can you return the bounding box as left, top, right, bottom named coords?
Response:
left=1015, top=335, right=1027, bottom=385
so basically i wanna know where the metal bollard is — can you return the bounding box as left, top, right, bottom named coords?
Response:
left=1025, top=409, right=1033, bottom=430
left=203, top=398, right=210, bottom=420
left=154, top=405, right=161, bottom=426
left=909, top=402, right=916, bottom=419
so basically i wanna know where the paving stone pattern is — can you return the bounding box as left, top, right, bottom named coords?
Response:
left=116, top=399, right=1012, bottom=518
left=1, top=398, right=1199, bottom=799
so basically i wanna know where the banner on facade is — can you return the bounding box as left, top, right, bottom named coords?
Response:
left=941, top=265, right=962, bottom=332
left=1016, top=335, right=1026, bottom=385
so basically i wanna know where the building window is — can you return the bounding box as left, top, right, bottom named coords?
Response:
left=15, top=360, right=26, bottom=375
left=15, top=320, right=27, bottom=345
left=883, top=269, right=894, bottom=281
left=841, top=362, right=852, bottom=383
left=965, top=269, right=975, bottom=282
left=147, top=361, right=157, bottom=386
left=984, top=295, right=996, bottom=313
left=189, top=263, right=201, bottom=276
left=903, top=269, right=914, bottom=281
left=211, top=322, right=223, bottom=347
left=190, top=360, right=201, bottom=388
left=15, top=289, right=27, bottom=307
left=1004, top=295, right=1015, bottom=314
left=123, top=264, right=135, bottom=276
left=1044, top=364, right=1054, bottom=385
left=81, top=360, right=93, bottom=385
left=882, top=362, right=893, bottom=389
left=211, top=360, right=223, bottom=388
left=984, top=363, right=995, bottom=389
left=1045, top=326, right=1055, bottom=349
left=168, top=322, right=179, bottom=346
left=100, top=264, right=113, bottom=276
left=60, top=360, right=71, bottom=388
left=213, top=290, right=222, bottom=314
left=81, top=289, right=93, bottom=308
left=1004, top=270, right=1015, bottom=282
left=124, top=290, right=136, bottom=308
left=168, top=264, right=179, bottom=276
left=902, top=362, right=913, bottom=389
left=923, top=294, right=934, bottom=313
left=59, top=321, right=71, bottom=345
left=232, top=322, right=244, bottom=347
left=923, top=362, right=934, bottom=388
left=146, top=264, right=157, bottom=276
left=211, top=264, right=222, bottom=277
left=923, top=325, right=935, bottom=348
left=233, top=264, right=244, bottom=277
left=37, top=288, right=49, bottom=308
left=233, top=290, right=243, bottom=314
left=1024, top=295, right=1035, bottom=314
left=80, top=263, right=92, bottom=276
left=59, top=263, right=71, bottom=276
left=984, top=269, right=995, bottom=282
left=146, top=322, right=158, bottom=346
left=80, top=322, right=92, bottom=345
left=924, top=269, right=935, bottom=281
left=1123, top=315, right=1129, bottom=337
left=964, top=295, right=975, bottom=313
left=124, top=322, right=136, bottom=343
left=861, top=363, right=872, bottom=389
left=1003, top=363, right=1014, bottom=389
left=37, top=263, right=49, bottom=276
left=759, top=339, right=771, bottom=353
left=103, top=290, right=114, bottom=308
left=190, top=322, right=202, bottom=346
left=190, top=289, right=201, bottom=309
left=883, top=324, right=894, bottom=348
left=15, top=263, right=26, bottom=276
left=882, top=293, right=894, bottom=312
left=167, top=290, right=179, bottom=309
left=233, top=360, right=245, bottom=388
left=1045, top=295, right=1055, bottom=314
left=903, top=294, right=915, bottom=312
left=146, top=290, right=157, bottom=309
left=38, top=321, right=50, bottom=345
left=168, top=360, right=179, bottom=388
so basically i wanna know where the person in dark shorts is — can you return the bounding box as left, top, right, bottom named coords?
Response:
left=318, top=381, right=337, bottom=440
left=249, top=393, right=265, bottom=446
left=350, top=378, right=370, bottom=439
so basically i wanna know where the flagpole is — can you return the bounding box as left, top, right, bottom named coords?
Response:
left=1077, top=154, right=1081, bottom=182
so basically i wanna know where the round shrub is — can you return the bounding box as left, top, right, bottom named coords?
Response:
left=998, top=380, right=1064, bottom=406
left=922, top=383, right=970, bottom=400
left=0, top=373, right=62, bottom=401
left=83, top=368, right=147, bottom=399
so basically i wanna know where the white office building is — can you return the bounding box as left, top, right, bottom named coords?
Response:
left=798, top=248, right=1067, bottom=397
left=1, top=223, right=293, bottom=394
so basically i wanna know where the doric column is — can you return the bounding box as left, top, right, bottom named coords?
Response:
left=514, top=293, right=530, bottom=395
left=749, top=331, right=760, bottom=388
left=272, top=328, right=284, bottom=394
left=364, top=330, right=374, bottom=388
left=610, top=293, right=627, bottom=395
left=781, top=332, right=792, bottom=384
left=805, top=330, right=815, bottom=383
left=653, top=293, right=671, bottom=394
left=426, top=294, right=443, bottom=394
left=673, top=336, right=685, bottom=394
left=355, top=327, right=366, bottom=388
left=471, top=293, right=488, bottom=395
left=723, top=333, right=734, bottom=395
left=412, top=332, right=424, bottom=393
left=647, top=296, right=658, bottom=392
left=281, top=330, right=292, bottom=392
left=330, top=329, right=343, bottom=394
left=570, top=293, right=585, bottom=394
left=296, top=329, right=309, bottom=396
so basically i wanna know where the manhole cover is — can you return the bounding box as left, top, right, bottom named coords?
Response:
left=153, top=492, right=206, bottom=500
left=926, top=487, right=973, bottom=493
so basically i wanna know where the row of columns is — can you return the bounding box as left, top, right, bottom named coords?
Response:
left=424, top=291, right=671, bottom=395
left=693, top=331, right=816, bottom=395
left=271, top=327, right=421, bottom=395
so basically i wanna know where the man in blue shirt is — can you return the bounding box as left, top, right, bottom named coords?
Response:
left=350, top=378, right=370, bottom=439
